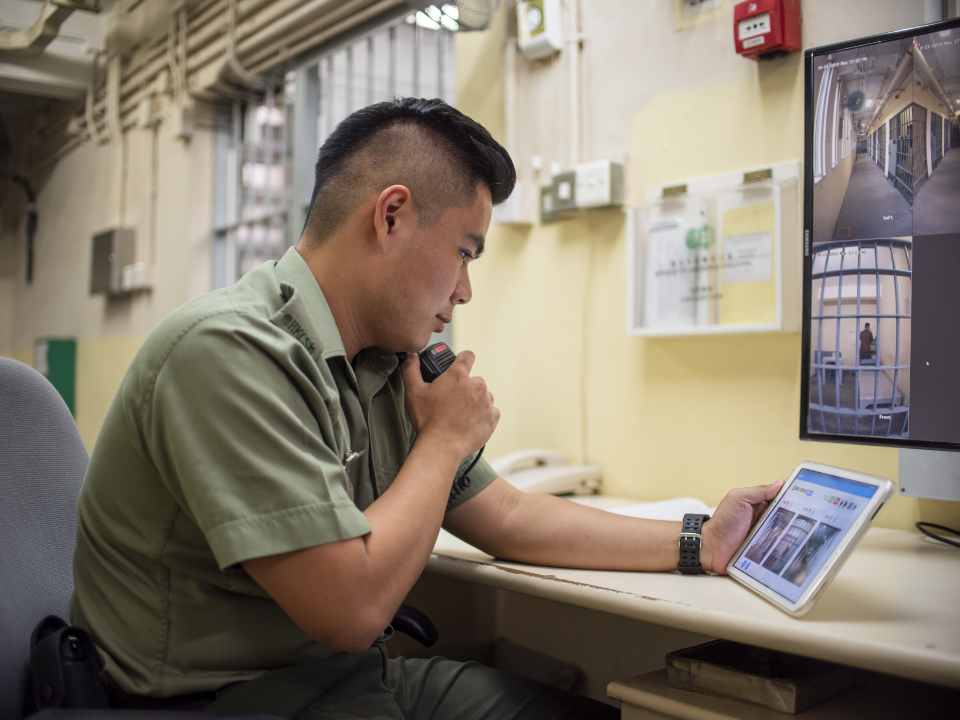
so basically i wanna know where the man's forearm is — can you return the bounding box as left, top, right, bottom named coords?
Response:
left=451, top=486, right=690, bottom=572
left=445, top=478, right=781, bottom=576
left=359, top=434, right=464, bottom=611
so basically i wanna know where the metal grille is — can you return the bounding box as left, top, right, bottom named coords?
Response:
left=317, top=17, right=455, bottom=149
left=877, top=124, right=886, bottom=174
left=212, top=10, right=457, bottom=289
left=932, top=111, right=944, bottom=173
left=911, top=105, right=928, bottom=199
left=212, top=84, right=291, bottom=287
left=890, top=106, right=914, bottom=205
left=808, top=239, right=911, bottom=438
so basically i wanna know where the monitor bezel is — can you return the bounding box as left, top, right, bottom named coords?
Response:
left=800, top=17, right=960, bottom=451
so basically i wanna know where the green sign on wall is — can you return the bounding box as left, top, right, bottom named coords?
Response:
left=35, top=337, right=76, bottom=416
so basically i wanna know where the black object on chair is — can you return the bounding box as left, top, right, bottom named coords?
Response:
left=0, top=358, right=437, bottom=719
left=390, top=605, right=438, bottom=648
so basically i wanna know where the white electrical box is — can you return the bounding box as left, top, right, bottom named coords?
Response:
left=550, top=171, right=577, bottom=213
left=575, top=159, right=624, bottom=209
left=517, top=0, right=563, bottom=60
left=548, top=161, right=623, bottom=214
left=121, top=261, right=153, bottom=292
left=493, top=182, right=531, bottom=224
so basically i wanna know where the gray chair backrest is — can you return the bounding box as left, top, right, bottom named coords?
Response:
left=0, top=358, right=89, bottom=720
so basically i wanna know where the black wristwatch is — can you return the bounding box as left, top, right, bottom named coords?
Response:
left=678, top=513, right=711, bottom=575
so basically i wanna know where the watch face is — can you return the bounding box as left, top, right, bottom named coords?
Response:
left=525, top=6, right=544, bottom=34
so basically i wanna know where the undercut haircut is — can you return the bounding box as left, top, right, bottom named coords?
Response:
left=302, top=98, right=515, bottom=245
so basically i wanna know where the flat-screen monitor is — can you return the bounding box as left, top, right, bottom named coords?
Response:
left=801, top=18, right=960, bottom=460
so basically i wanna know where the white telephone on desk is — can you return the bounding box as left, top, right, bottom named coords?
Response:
left=489, top=449, right=601, bottom=496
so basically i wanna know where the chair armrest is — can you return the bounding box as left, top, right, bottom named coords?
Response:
left=389, top=604, right=439, bottom=647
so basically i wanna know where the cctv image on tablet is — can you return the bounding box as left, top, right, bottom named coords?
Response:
left=731, top=468, right=878, bottom=604
left=801, top=19, right=960, bottom=450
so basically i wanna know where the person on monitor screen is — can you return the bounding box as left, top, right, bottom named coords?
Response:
left=860, top=323, right=875, bottom=362
left=69, top=98, right=782, bottom=720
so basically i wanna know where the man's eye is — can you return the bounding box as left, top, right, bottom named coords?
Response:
left=460, top=249, right=472, bottom=262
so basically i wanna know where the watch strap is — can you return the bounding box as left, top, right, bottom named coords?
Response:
left=678, top=513, right=711, bottom=575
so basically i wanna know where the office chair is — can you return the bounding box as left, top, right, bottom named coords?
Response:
left=0, top=357, right=88, bottom=719
left=0, top=358, right=435, bottom=719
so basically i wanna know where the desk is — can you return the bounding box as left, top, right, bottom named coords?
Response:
left=427, top=498, right=960, bottom=690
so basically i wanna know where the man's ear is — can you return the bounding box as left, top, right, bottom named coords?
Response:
left=374, top=185, right=416, bottom=252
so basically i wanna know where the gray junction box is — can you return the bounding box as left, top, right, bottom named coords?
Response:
left=90, top=228, right=136, bottom=295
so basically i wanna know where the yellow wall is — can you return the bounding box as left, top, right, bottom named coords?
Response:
left=813, top=150, right=855, bottom=243
left=455, top=0, right=960, bottom=531
left=74, top=335, right=145, bottom=451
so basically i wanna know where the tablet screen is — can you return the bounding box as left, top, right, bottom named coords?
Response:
left=731, top=468, right=878, bottom=604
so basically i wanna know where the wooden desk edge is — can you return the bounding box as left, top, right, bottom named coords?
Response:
left=425, top=552, right=960, bottom=690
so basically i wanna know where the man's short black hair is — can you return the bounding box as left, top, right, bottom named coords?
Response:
left=865, top=323, right=871, bottom=328
left=302, top=98, right=515, bottom=245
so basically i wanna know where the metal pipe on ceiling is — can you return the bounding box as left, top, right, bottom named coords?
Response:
left=0, top=0, right=76, bottom=53
left=247, top=0, right=403, bottom=73
left=912, top=41, right=958, bottom=119
left=75, top=0, right=409, bottom=139
left=865, top=49, right=914, bottom=132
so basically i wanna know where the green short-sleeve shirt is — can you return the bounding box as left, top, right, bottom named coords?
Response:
left=68, top=247, right=496, bottom=696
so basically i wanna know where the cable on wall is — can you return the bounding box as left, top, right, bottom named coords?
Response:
left=578, top=220, right=595, bottom=464
left=167, top=14, right=183, bottom=102
left=85, top=52, right=105, bottom=145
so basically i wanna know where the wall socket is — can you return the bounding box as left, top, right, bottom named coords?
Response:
left=547, top=160, right=624, bottom=215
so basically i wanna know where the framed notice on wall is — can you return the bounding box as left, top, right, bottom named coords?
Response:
left=627, top=161, right=801, bottom=337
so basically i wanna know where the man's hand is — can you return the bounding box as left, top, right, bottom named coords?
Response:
left=401, top=350, right=499, bottom=459
left=701, top=480, right=784, bottom=575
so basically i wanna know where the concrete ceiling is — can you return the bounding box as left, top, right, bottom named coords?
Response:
left=833, top=44, right=909, bottom=126
left=0, top=0, right=109, bottom=99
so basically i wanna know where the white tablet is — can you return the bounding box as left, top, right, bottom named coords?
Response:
left=726, top=462, right=895, bottom=617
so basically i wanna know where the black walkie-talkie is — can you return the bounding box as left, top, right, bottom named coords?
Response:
left=416, top=342, right=483, bottom=504
left=418, top=342, right=457, bottom=382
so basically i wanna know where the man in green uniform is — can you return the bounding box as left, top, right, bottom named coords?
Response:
left=70, top=98, right=781, bottom=718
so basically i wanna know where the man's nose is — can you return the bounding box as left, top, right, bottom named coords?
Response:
left=452, top=266, right=472, bottom=305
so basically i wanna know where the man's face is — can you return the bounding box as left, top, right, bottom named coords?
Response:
left=378, top=185, right=492, bottom=353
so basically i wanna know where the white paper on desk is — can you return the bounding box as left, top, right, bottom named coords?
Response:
left=609, top=497, right=717, bottom=521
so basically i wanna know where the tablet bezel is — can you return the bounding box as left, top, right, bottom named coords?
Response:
left=725, top=461, right=895, bottom=617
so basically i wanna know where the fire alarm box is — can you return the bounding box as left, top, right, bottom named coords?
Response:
left=517, top=0, right=563, bottom=60
left=734, top=0, right=801, bottom=61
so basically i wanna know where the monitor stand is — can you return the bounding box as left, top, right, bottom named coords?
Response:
left=898, top=449, right=960, bottom=502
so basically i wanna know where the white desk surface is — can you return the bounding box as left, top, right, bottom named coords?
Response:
left=428, top=497, right=960, bottom=689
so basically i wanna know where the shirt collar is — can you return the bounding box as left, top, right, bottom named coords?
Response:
left=273, top=247, right=345, bottom=360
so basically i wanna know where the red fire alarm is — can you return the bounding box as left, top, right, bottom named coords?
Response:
left=734, top=0, right=801, bottom=61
